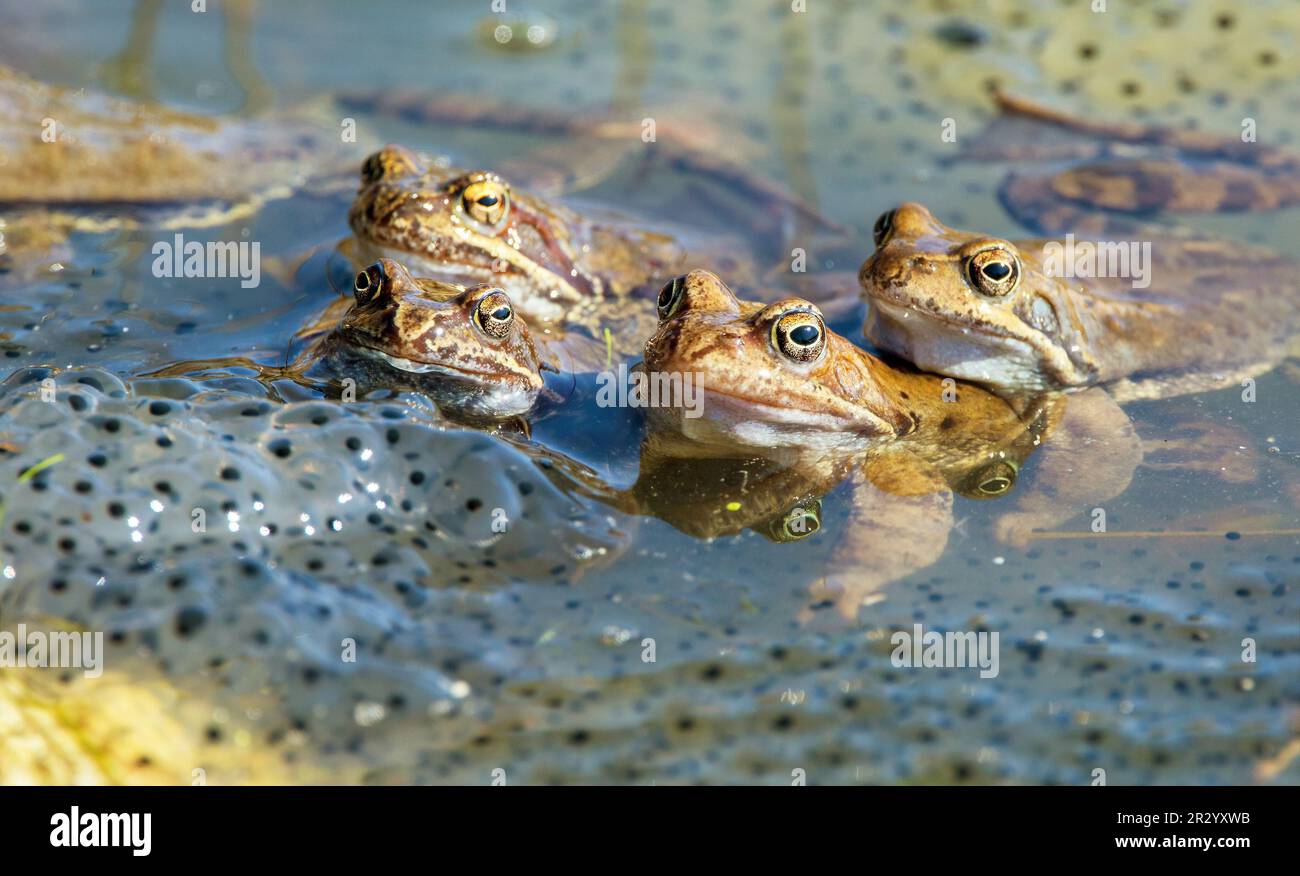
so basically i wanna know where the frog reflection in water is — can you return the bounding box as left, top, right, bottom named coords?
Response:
left=575, top=270, right=1143, bottom=620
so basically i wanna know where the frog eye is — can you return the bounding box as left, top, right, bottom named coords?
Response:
left=960, top=460, right=1019, bottom=499
left=656, top=276, right=687, bottom=321
left=763, top=499, right=823, bottom=543
left=473, top=289, right=515, bottom=339
left=353, top=262, right=388, bottom=305
left=872, top=209, right=897, bottom=247
left=781, top=504, right=821, bottom=540
left=461, top=177, right=510, bottom=226
left=771, top=309, right=826, bottom=363
left=967, top=248, right=1021, bottom=297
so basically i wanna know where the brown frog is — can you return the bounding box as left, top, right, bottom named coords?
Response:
left=860, top=93, right=1300, bottom=398
left=857, top=97, right=1300, bottom=539
left=301, top=259, right=548, bottom=417
left=859, top=201, right=1300, bottom=401
left=150, top=259, right=551, bottom=421
left=575, top=269, right=1142, bottom=619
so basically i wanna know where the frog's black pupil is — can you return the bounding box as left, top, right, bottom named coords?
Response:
left=659, top=278, right=682, bottom=310
left=790, top=324, right=819, bottom=345
left=477, top=195, right=498, bottom=207
left=983, top=262, right=1012, bottom=280
left=982, top=477, right=1010, bottom=493
left=491, top=306, right=511, bottom=321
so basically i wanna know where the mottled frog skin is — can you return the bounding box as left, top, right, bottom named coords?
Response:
left=346, top=144, right=845, bottom=369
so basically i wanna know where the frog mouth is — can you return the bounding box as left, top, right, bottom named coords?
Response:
left=866, top=300, right=1053, bottom=389
left=868, top=296, right=1027, bottom=346
left=354, top=345, right=537, bottom=386
left=694, top=387, right=896, bottom=439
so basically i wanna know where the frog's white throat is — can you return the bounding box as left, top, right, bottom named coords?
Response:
left=865, top=302, right=1052, bottom=392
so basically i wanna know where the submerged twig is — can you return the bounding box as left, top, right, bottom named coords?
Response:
left=1025, top=528, right=1300, bottom=541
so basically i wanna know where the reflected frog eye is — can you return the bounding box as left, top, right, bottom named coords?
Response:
left=473, top=289, right=515, bottom=339
left=657, top=276, right=687, bottom=321
left=872, top=209, right=896, bottom=247
left=959, top=460, right=1019, bottom=499
left=763, top=499, right=823, bottom=543
left=781, top=504, right=821, bottom=540
left=461, top=177, right=510, bottom=226
left=353, top=262, right=388, bottom=304
left=771, top=309, right=826, bottom=363
left=966, top=247, right=1021, bottom=297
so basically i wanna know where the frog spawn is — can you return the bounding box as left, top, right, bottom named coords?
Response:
left=0, top=367, right=626, bottom=783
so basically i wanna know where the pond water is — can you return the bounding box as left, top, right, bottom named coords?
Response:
left=0, top=0, right=1297, bottom=784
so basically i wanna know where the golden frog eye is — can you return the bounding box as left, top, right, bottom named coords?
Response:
left=967, top=247, right=1021, bottom=297
left=461, top=176, right=510, bottom=226
left=771, top=309, right=826, bottom=363
left=474, top=289, right=515, bottom=339
left=657, top=276, right=687, bottom=321
left=353, top=262, right=388, bottom=305
left=872, top=209, right=896, bottom=247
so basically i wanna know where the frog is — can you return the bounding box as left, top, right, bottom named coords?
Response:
left=301, top=258, right=552, bottom=418
left=147, top=259, right=559, bottom=423
left=858, top=201, right=1300, bottom=401
left=858, top=93, right=1300, bottom=400
left=337, top=91, right=850, bottom=248
left=571, top=269, right=1144, bottom=619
